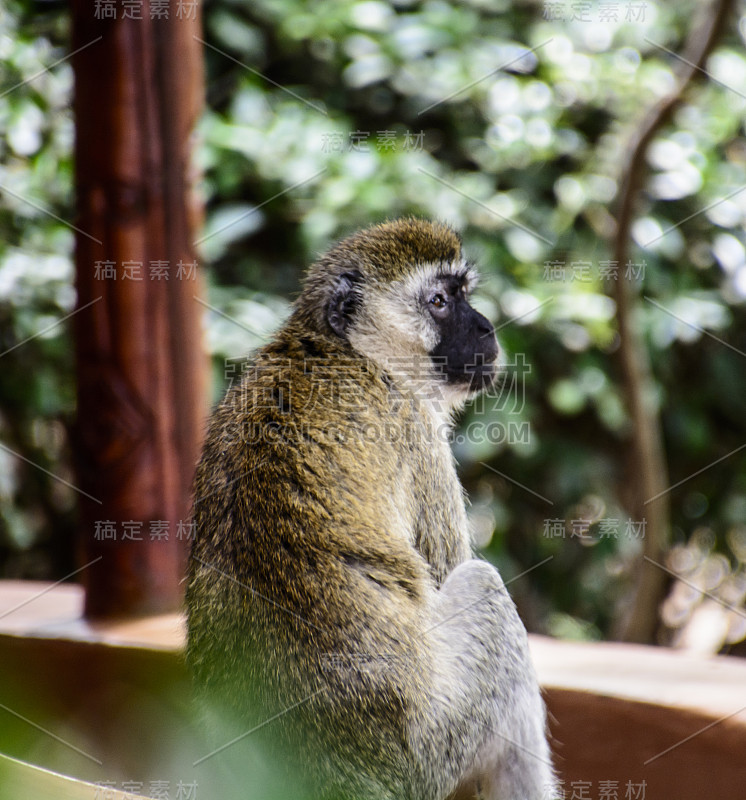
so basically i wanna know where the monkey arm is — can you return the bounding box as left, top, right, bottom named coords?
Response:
left=422, top=560, right=557, bottom=800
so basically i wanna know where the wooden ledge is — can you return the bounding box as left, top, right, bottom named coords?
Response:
left=529, top=636, right=746, bottom=799
left=2, top=580, right=746, bottom=798
left=0, top=581, right=746, bottom=725
left=0, top=580, right=184, bottom=650
left=0, top=753, right=150, bottom=800
left=529, top=634, right=746, bottom=722
left=2, top=580, right=745, bottom=725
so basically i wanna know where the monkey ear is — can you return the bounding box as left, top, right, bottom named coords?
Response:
left=327, top=270, right=363, bottom=338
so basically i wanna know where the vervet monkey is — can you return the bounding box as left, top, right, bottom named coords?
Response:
left=187, top=219, right=555, bottom=799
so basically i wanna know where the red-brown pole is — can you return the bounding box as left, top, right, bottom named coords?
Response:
left=70, top=2, right=207, bottom=617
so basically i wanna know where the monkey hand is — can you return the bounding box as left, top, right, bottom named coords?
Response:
left=430, top=560, right=557, bottom=800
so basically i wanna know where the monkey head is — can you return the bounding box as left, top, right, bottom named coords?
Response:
left=298, top=218, right=499, bottom=408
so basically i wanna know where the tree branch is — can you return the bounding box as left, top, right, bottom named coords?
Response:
left=612, top=0, right=735, bottom=643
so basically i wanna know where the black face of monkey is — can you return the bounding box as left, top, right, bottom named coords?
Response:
left=426, top=274, right=498, bottom=391
left=324, top=260, right=498, bottom=395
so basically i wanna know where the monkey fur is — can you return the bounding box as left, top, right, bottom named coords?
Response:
left=186, top=219, right=555, bottom=799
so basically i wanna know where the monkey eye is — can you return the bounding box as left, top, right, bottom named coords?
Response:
left=429, top=293, right=447, bottom=309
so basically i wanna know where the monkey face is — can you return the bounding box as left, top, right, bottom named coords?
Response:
left=336, top=261, right=499, bottom=404
left=424, top=273, right=499, bottom=394
left=316, top=219, right=500, bottom=408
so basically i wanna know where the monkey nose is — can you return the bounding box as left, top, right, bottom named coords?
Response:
left=477, top=319, right=493, bottom=337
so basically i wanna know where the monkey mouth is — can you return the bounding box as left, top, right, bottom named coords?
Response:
left=462, top=360, right=498, bottom=391
left=435, top=354, right=499, bottom=392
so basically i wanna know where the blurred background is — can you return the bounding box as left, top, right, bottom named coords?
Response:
left=2, top=0, right=746, bottom=653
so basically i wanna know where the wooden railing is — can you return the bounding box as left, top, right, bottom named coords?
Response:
left=1, top=580, right=745, bottom=799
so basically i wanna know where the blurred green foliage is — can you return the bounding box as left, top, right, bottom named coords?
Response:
left=2, top=0, right=746, bottom=648
left=0, top=1, right=76, bottom=577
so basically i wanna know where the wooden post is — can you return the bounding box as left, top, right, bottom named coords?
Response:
left=70, top=3, right=207, bottom=617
